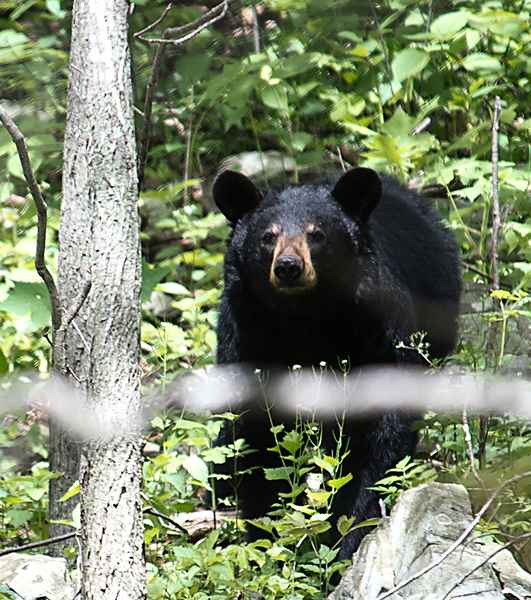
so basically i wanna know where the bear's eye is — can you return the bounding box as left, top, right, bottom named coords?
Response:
left=261, top=230, right=278, bottom=246
left=307, top=228, right=326, bottom=244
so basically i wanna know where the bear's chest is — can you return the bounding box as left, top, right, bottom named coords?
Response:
left=237, top=309, right=392, bottom=368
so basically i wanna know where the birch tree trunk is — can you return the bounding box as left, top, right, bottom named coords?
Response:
left=51, top=0, right=146, bottom=596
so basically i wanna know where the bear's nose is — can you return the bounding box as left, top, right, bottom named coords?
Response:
left=274, top=256, right=303, bottom=284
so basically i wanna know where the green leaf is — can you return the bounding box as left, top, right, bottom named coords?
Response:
left=0, top=282, right=51, bottom=331
left=381, top=107, right=415, bottom=137
left=290, top=132, right=312, bottom=152
left=202, top=447, right=227, bottom=464
left=0, top=349, right=8, bottom=375
left=374, top=475, right=401, bottom=485
left=175, top=54, right=212, bottom=88
left=27, top=487, right=46, bottom=501
left=260, top=84, right=289, bottom=113
left=10, top=0, right=38, bottom=20
left=394, top=455, right=412, bottom=470
left=430, top=12, right=468, bottom=38
left=279, top=430, right=303, bottom=454
left=174, top=418, right=208, bottom=431
left=469, top=10, right=527, bottom=37
left=182, top=455, right=209, bottom=484
left=0, top=30, right=29, bottom=47
left=156, top=282, right=191, bottom=296
left=462, top=53, right=501, bottom=73
left=337, top=514, right=355, bottom=536
left=327, top=472, right=353, bottom=490
left=351, top=517, right=380, bottom=531
left=60, top=481, right=80, bottom=502
left=141, top=264, right=171, bottom=303
left=6, top=509, right=32, bottom=527
left=312, top=455, right=338, bottom=476
left=392, top=49, right=429, bottom=83
left=307, top=490, right=331, bottom=504
left=264, top=466, right=293, bottom=481
left=278, top=53, right=318, bottom=78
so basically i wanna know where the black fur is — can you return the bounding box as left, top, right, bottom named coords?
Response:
left=213, top=168, right=461, bottom=558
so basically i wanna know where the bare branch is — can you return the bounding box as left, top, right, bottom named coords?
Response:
left=442, top=531, right=531, bottom=600
left=54, top=281, right=91, bottom=375
left=183, top=117, right=193, bottom=203
left=377, top=471, right=531, bottom=600
left=137, top=0, right=230, bottom=189
left=462, top=405, right=482, bottom=485
left=138, top=42, right=166, bottom=190
left=368, top=0, right=394, bottom=94
left=480, top=97, right=504, bottom=467
left=0, top=105, right=61, bottom=331
left=136, top=0, right=229, bottom=45
left=489, top=96, right=502, bottom=290
left=133, top=2, right=174, bottom=38
left=336, top=146, right=347, bottom=173
left=63, top=281, right=92, bottom=329
left=411, top=117, right=431, bottom=135
left=462, top=261, right=494, bottom=283
left=251, top=4, right=260, bottom=53
left=143, top=508, right=188, bottom=535
left=0, top=532, right=77, bottom=558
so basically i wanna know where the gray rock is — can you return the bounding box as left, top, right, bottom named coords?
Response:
left=0, top=553, right=76, bottom=600
left=330, top=483, right=531, bottom=600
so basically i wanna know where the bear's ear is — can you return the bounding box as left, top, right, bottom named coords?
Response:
left=332, top=167, right=382, bottom=222
left=213, top=170, right=263, bottom=223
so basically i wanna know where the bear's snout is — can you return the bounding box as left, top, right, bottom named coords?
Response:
left=273, top=255, right=304, bottom=284
left=268, top=233, right=317, bottom=292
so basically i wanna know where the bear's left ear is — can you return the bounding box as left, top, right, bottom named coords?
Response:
left=212, top=170, right=263, bottom=223
left=332, top=168, right=382, bottom=222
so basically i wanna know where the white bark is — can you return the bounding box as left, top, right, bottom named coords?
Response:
left=56, top=0, right=145, bottom=597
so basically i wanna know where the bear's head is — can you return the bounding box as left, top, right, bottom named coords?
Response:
left=213, top=168, right=382, bottom=305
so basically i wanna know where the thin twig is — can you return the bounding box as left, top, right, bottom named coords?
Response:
left=183, top=116, right=193, bottom=203
left=336, top=147, right=346, bottom=173
left=63, top=281, right=91, bottom=329
left=137, top=0, right=229, bottom=189
left=251, top=4, right=260, bottom=53
left=137, top=0, right=230, bottom=189
left=143, top=508, right=188, bottom=535
left=72, top=320, right=90, bottom=353
left=133, top=2, right=174, bottom=38
left=490, top=96, right=502, bottom=291
left=376, top=471, right=531, bottom=600
left=367, top=0, right=394, bottom=94
left=326, top=149, right=352, bottom=171
left=54, top=281, right=91, bottom=374
left=462, top=406, right=482, bottom=485
left=0, top=532, right=77, bottom=557
left=480, top=97, right=503, bottom=467
left=0, top=105, right=61, bottom=331
left=138, top=42, right=166, bottom=191
left=442, top=531, right=531, bottom=600
left=462, top=261, right=493, bottom=283
left=411, top=117, right=431, bottom=135
left=136, top=0, right=228, bottom=45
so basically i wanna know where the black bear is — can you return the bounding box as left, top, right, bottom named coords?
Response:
left=212, top=167, right=461, bottom=558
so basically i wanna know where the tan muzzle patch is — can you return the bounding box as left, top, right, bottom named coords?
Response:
left=269, top=233, right=317, bottom=291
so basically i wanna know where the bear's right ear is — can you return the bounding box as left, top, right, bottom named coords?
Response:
left=332, top=167, right=382, bottom=222
left=212, top=170, right=263, bottom=223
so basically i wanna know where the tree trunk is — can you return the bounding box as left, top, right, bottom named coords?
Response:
left=51, top=0, right=145, bottom=596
